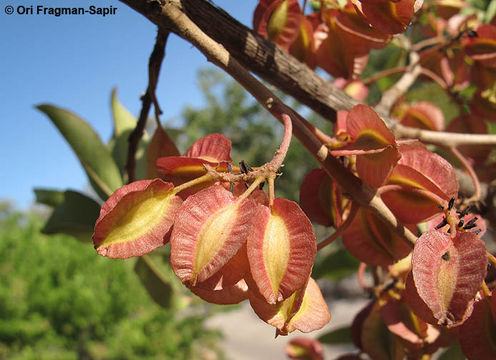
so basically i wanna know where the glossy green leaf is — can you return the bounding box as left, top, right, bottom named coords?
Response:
left=312, top=247, right=360, bottom=280
left=109, top=89, right=137, bottom=177
left=111, top=88, right=137, bottom=136
left=33, top=188, right=65, bottom=208
left=134, top=255, right=176, bottom=309
left=318, top=326, right=352, bottom=344
left=42, top=190, right=101, bottom=242
left=37, top=104, right=123, bottom=200
left=109, top=89, right=150, bottom=180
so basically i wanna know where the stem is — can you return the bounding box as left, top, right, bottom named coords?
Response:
left=482, top=281, right=492, bottom=298
left=358, top=263, right=372, bottom=292
left=317, top=203, right=359, bottom=250
left=412, top=36, right=444, bottom=52
left=361, top=66, right=408, bottom=85
left=172, top=173, right=213, bottom=195
left=268, top=176, right=276, bottom=208
left=237, top=176, right=265, bottom=201
left=268, top=112, right=293, bottom=171
left=448, top=146, right=481, bottom=202
left=126, top=29, right=169, bottom=183
left=488, top=252, right=496, bottom=267
left=420, top=67, right=448, bottom=89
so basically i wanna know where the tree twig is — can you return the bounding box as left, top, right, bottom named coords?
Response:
left=126, top=28, right=169, bottom=183
left=375, top=37, right=421, bottom=117
left=392, top=124, right=496, bottom=147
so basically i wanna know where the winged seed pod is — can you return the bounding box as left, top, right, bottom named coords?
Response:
left=93, top=179, right=182, bottom=259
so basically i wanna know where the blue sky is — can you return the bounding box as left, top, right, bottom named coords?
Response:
left=0, top=0, right=255, bottom=209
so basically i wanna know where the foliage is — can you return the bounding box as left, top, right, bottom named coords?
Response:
left=0, top=206, right=222, bottom=360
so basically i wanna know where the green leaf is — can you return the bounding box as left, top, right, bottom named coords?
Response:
left=42, top=190, right=101, bottom=242
left=34, top=188, right=65, bottom=208
left=438, top=342, right=466, bottom=360
left=108, top=89, right=151, bottom=180
left=109, top=89, right=137, bottom=177
left=312, top=247, right=360, bottom=280
left=134, top=255, right=175, bottom=309
left=318, top=326, right=352, bottom=344
left=37, top=104, right=123, bottom=200
left=485, top=0, right=496, bottom=23
left=111, top=88, right=137, bottom=136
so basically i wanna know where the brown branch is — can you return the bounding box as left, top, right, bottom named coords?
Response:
left=126, top=28, right=169, bottom=183
left=361, top=65, right=408, bottom=86
left=118, top=0, right=418, bottom=247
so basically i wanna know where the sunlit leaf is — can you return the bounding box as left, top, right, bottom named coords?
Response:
left=37, top=104, right=123, bottom=200
left=109, top=88, right=138, bottom=177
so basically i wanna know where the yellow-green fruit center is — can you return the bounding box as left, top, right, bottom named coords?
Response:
left=103, top=193, right=172, bottom=246
left=263, top=212, right=290, bottom=296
